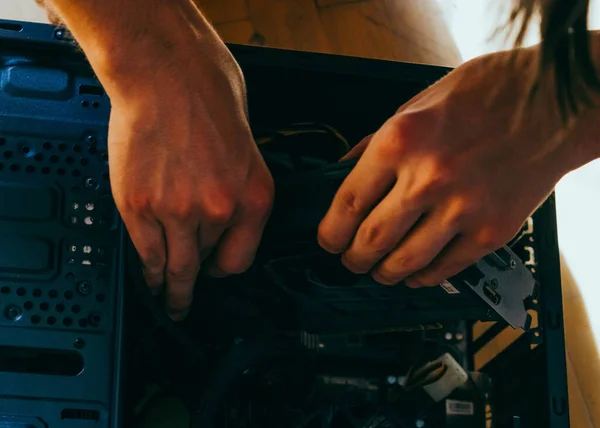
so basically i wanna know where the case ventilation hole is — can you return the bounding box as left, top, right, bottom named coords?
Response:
left=0, top=137, right=106, bottom=179
left=2, top=280, right=105, bottom=329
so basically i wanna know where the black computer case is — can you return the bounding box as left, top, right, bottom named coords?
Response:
left=0, top=20, right=569, bottom=428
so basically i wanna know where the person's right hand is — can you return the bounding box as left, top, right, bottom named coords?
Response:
left=62, top=4, right=275, bottom=321
left=318, top=46, right=599, bottom=289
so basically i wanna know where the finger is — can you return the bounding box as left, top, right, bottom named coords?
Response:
left=341, top=183, right=424, bottom=274
left=122, top=213, right=167, bottom=295
left=198, top=222, right=228, bottom=266
left=340, top=134, right=373, bottom=161
left=208, top=214, right=268, bottom=277
left=208, top=184, right=273, bottom=277
left=318, top=152, right=396, bottom=254
left=371, top=209, right=459, bottom=286
left=404, top=236, right=486, bottom=288
left=163, top=221, right=201, bottom=321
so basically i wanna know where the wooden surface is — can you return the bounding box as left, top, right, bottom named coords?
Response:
left=194, top=0, right=462, bottom=66
left=561, top=257, right=600, bottom=428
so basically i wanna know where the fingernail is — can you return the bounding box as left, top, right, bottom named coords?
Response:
left=208, top=265, right=229, bottom=278
left=168, top=308, right=189, bottom=322
left=405, top=278, right=422, bottom=288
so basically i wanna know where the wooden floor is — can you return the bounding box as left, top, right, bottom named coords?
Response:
left=195, top=0, right=462, bottom=66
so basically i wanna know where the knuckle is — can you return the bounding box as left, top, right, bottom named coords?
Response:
left=167, top=261, right=199, bottom=281
left=357, top=223, right=393, bottom=254
left=169, top=200, right=197, bottom=221
left=381, top=109, right=438, bottom=156
left=336, top=188, right=362, bottom=216
left=139, top=248, right=166, bottom=271
left=407, top=162, right=451, bottom=203
left=202, top=197, right=236, bottom=224
left=444, top=198, right=474, bottom=228
left=246, top=183, right=274, bottom=216
left=389, top=253, right=425, bottom=275
left=474, top=226, right=506, bottom=251
left=119, top=192, right=154, bottom=216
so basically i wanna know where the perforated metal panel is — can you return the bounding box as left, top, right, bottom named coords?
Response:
left=0, top=20, right=125, bottom=428
left=0, top=134, right=116, bottom=333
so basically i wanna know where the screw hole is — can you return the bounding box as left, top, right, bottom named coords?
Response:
left=58, top=143, right=67, bottom=152
left=89, top=313, right=103, bottom=325
left=31, top=315, right=40, bottom=324
left=64, top=291, right=74, bottom=300
left=25, top=165, right=35, bottom=173
left=80, top=157, right=89, bottom=166
left=16, top=287, right=26, bottom=296
left=72, top=169, right=81, bottom=177
left=24, top=301, right=33, bottom=310
left=47, top=316, right=56, bottom=325
left=65, top=156, right=74, bottom=164
left=56, top=168, right=66, bottom=176
left=63, top=317, right=73, bottom=326
left=43, top=142, right=53, bottom=150
left=40, top=302, right=49, bottom=311
left=41, top=167, right=51, bottom=174
left=92, top=102, right=100, bottom=109
left=49, top=155, right=59, bottom=163
left=34, top=153, right=44, bottom=161
left=3, top=151, right=12, bottom=159
left=72, top=305, right=81, bottom=314
left=81, top=100, right=89, bottom=108
left=48, top=289, right=58, bottom=298
left=21, top=146, right=30, bottom=154
left=32, top=289, right=42, bottom=298
left=9, top=164, right=19, bottom=172
left=78, top=318, right=88, bottom=328
left=73, top=145, right=82, bottom=153
left=1, top=286, right=10, bottom=294
left=0, top=138, right=5, bottom=146
left=74, top=338, right=85, bottom=348
left=56, top=303, right=65, bottom=313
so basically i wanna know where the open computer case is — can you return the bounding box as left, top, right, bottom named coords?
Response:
left=0, top=19, right=569, bottom=428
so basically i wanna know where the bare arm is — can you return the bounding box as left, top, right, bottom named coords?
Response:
left=45, top=0, right=274, bottom=321
left=319, top=34, right=600, bottom=288
left=566, top=31, right=600, bottom=169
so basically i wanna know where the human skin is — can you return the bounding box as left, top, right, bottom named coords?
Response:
left=47, top=0, right=274, bottom=320
left=318, top=36, right=600, bottom=288
left=45, top=1, right=600, bottom=313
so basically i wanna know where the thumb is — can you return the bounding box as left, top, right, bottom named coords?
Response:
left=340, top=134, right=373, bottom=161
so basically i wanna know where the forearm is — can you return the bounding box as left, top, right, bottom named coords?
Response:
left=566, top=31, right=600, bottom=170
left=47, top=0, right=225, bottom=80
